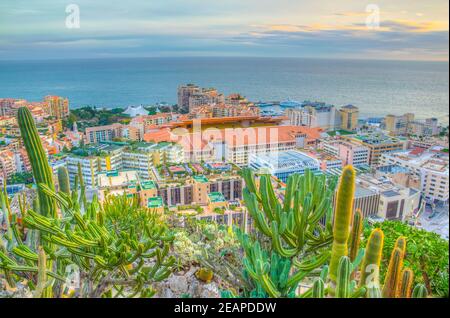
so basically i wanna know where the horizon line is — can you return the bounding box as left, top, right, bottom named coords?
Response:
left=0, top=55, right=448, bottom=64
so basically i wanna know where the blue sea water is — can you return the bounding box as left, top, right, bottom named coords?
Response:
left=0, top=57, right=448, bottom=123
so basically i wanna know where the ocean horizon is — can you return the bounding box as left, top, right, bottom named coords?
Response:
left=0, top=57, right=448, bottom=123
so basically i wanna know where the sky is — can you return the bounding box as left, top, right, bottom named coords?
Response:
left=0, top=0, right=448, bottom=61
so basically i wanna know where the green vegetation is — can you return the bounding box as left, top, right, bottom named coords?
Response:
left=0, top=108, right=176, bottom=298
left=224, top=167, right=433, bottom=298
left=326, top=130, right=355, bottom=137
left=6, top=172, right=34, bottom=185
left=67, top=106, right=130, bottom=130
left=363, top=220, right=449, bottom=297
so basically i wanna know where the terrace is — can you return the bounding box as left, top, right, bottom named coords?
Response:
left=147, top=196, right=164, bottom=209
left=208, top=192, right=226, bottom=203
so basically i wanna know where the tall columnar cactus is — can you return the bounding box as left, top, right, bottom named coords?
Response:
left=360, top=228, right=384, bottom=290
left=397, top=268, right=414, bottom=298
left=17, top=107, right=57, bottom=218
left=382, top=247, right=404, bottom=298
left=33, top=246, right=48, bottom=298
left=348, top=209, right=363, bottom=262
left=77, top=162, right=87, bottom=209
left=329, top=165, right=355, bottom=283
left=335, top=256, right=352, bottom=298
left=312, top=278, right=325, bottom=298
left=394, top=236, right=407, bottom=256
left=412, top=284, right=428, bottom=298
left=57, top=166, right=71, bottom=195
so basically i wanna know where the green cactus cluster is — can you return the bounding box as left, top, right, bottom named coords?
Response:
left=0, top=107, right=176, bottom=298
left=238, top=168, right=337, bottom=297
left=233, top=165, right=432, bottom=298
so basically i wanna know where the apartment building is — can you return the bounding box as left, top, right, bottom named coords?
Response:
left=380, top=148, right=449, bottom=203
left=188, top=88, right=224, bottom=112
left=285, top=102, right=341, bottom=130
left=157, top=174, right=243, bottom=207
left=85, top=123, right=123, bottom=144
left=66, top=145, right=124, bottom=187
left=44, top=96, right=70, bottom=119
left=340, top=105, right=359, bottom=131
left=342, top=133, right=407, bottom=166
left=178, top=84, right=201, bottom=112
left=322, top=140, right=370, bottom=167
left=384, top=113, right=440, bottom=137
left=355, top=174, right=421, bottom=221
left=384, top=113, right=415, bottom=136
left=0, top=149, right=17, bottom=180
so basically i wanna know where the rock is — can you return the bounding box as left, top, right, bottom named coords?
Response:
left=168, top=275, right=188, bottom=294
left=200, top=283, right=220, bottom=298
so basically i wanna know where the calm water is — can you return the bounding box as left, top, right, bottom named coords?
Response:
left=0, top=57, right=448, bottom=123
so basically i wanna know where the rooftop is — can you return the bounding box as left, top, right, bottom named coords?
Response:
left=140, top=180, right=157, bottom=190
left=383, top=150, right=449, bottom=174
left=208, top=192, right=226, bottom=203
left=147, top=196, right=164, bottom=208
left=98, top=170, right=139, bottom=188
left=250, top=150, right=320, bottom=173
left=193, top=175, right=209, bottom=183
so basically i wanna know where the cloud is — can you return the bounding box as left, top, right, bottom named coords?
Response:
left=0, top=0, right=448, bottom=60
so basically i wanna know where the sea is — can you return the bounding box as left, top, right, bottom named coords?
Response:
left=0, top=57, right=448, bottom=123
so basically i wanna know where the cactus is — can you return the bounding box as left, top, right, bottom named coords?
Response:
left=360, top=228, right=384, bottom=290
left=0, top=186, right=175, bottom=297
left=412, top=284, right=428, bottom=298
left=335, top=256, right=352, bottom=298
left=394, top=236, right=407, bottom=255
left=57, top=166, right=71, bottom=195
left=17, top=107, right=57, bottom=218
left=312, top=278, right=325, bottom=298
left=382, top=247, right=404, bottom=298
left=397, top=268, right=414, bottom=298
left=33, top=246, right=49, bottom=298
left=329, top=165, right=355, bottom=283
left=348, top=209, right=363, bottom=262
left=77, top=162, right=87, bottom=210
left=238, top=168, right=337, bottom=297
left=196, top=268, right=214, bottom=283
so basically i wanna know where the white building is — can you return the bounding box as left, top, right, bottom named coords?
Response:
left=380, top=148, right=449, bottom=203
left=285, top=102, right=341, bottom=130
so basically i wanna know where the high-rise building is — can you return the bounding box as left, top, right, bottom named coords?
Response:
left=85, top=123, right=123, bottom=144
left=340, top=105, right=359, bottom=131
left=177, top=84, right=200, bottom=112
left=44, top=96, right=70, bottom=119
left=342, top=133, right=407, bottom=166
left=285, top=102, right=340, bottom=130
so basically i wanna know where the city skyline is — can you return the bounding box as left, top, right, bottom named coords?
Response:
left=0, top=0, right=448, bottom=61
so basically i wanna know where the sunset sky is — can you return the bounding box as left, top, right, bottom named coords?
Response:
left=0, top=0, right=448, bottom=61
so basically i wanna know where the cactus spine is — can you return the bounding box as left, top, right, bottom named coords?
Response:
left=329, top=165, right=355, bottom=282
left=348, top=209, right=363, bottom=262
left=382, top=247, right=404, bottom=298
left=17, top=107, right=57, bottom=218
left=397, top=268, right=414, bottom=298
left=360, top=228, right=384, bottom=289
left=57, top=166, right=71, bottom=195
